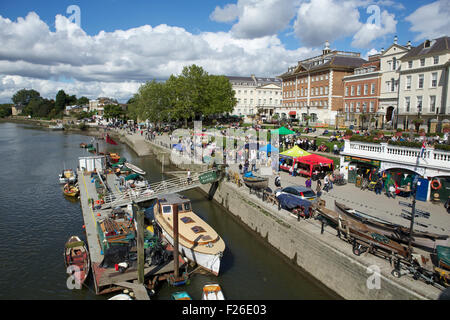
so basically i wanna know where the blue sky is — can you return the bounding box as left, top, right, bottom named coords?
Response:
left=0, top=0, right=448, bottom=102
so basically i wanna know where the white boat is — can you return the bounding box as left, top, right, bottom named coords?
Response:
left=49, top=123, right=64, bottom=130
left=153, top=193, right=225, bottom=276
left=108, top=294, right=133, bottom=300
left=59, top=169, right=77, bottom=184
left=124, top=162, right=146, bottom=175
left=202, top=284, right=225, bottom=300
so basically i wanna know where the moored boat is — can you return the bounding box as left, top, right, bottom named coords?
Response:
left=109, top=153, right=121, bottom=163
left=59, top=169, right=77, bottom=184
left=171, top=291, right=192, bottom=300
left=242, top=172, right=269, bottom=190
left=202, top=284, right=225, bottom=300
left=80, top=143, right=88, bottom=148
left=124, top=162, right=146, bottom=175
left=334, top=201, right=450, bottom=252
left=153, top=193, right=225, bottom=276
left=64, top=236, right=90, bottom=286
left=63, top=183, right=80, bottom=197
left=49, top=123, right=64, bottom=130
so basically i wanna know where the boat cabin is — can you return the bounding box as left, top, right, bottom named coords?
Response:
left=156, top=194, right=192, bottom=215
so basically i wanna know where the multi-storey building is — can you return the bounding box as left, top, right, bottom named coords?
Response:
left=278, top=41, right=366, bottom=125
left=342, top=54, right=382, bottom=129
left=397, top=36, right=450, bottom=131
left=378, top=36, right=410, bottom=127
left=227, top=75, right=282, bottom=121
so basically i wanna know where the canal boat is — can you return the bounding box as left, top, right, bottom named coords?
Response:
left=63, top=183, right=80, bottom=197
left=202, top=284, right=225, bottom=300
left=334, top=201, right=450, bottom=252
left=171, top=291, right=192, bottom=300
left=59, top=169, right=77, bottom=184
left=109, top=153, right=121, bottom=163
left=153, top=193, right=225, bottom=276
left=124, top=162, right=146, bottom=175
left=64, top=236, right=90, bottom=286
left=242, top=172, right=268, bottom=190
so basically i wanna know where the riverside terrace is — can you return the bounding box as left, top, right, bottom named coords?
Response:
left=111, top=129, right=447, bottom=299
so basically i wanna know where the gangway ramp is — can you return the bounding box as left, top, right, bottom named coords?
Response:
left=101, top=169, right=220, bottom=209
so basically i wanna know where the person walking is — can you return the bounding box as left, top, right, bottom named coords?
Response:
left=305, top=177, right=312, bottom=188
left=316, top=179, right=322, bottom=197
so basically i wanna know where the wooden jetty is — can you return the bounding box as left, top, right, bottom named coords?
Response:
left=76, top=157, right=223, bottom=299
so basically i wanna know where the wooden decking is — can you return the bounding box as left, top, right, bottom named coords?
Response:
left=77, top=170, right=186, bottom=299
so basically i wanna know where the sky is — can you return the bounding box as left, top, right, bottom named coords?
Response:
left=0, top=0, right=449, bottom=103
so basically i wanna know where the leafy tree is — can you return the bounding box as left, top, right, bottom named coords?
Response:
left=0, top=104, right=12, bottom=118
left=55, top=90, right=67, bottom=113
left=104, top=104, right=125, bottom=119
left=77, top=96, right=89, bottom=106
left=12, top=89, right=41, bottom=106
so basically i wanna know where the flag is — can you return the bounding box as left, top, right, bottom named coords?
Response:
left=105, top=134, right=118, bottom=145
left=420, top=140, right=426, bottom=158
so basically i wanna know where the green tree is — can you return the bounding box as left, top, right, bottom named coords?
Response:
left=104, top=104, right=124, bottom=119
left=12, top=89, right=41, bottom=106
left=0, top=104, right=12, bottom=118
left=55, top=90, right=67, bottom=113
left=77, top=96, right=89, bottom=105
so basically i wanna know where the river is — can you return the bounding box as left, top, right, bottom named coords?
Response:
left=0, top=122, right=338, bottom=300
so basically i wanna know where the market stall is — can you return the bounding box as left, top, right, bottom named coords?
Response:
left=279, top=146, right=310, bottom=173
left=295, top=154, right=334, bottom=178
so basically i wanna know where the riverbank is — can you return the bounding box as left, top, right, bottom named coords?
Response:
left=111, top=129, right=444, bottom=300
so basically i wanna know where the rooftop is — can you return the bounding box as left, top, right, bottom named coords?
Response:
left=400, top=36, right=449, bottom=60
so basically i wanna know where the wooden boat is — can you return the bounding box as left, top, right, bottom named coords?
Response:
left=315, top=204, right=410, bottom=258
left=153, top=193, right=225, bottom=276
left=171, top=291, right=192, bottom=300
left=64, top=236, right=90, bottom=286
left=242, top=174, right=269, bottom=190
left=49, top=123, right=64, bottom=130
left=124, top=162, right=146, bottom=175
left=202, top=284, right=225, bottom=300
left=334, top=201, right=450, bottom=252
left=108, top=293, right=133, bottom=300
left=63, top=184, right=80, bottom=197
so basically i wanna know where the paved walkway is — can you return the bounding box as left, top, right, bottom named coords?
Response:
left=115, top=129, right=450, bottom=236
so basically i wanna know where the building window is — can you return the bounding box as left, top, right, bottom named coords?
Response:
left=406, top=76, right=411, bottom=90
left=345, top=86, right=349, bottom=96
left=405, top=97, right=410, bottom=112
left=408, top=61, right=413, bottom=69
left=325, top=74, right=329, bottom=80
left=345, top=103, right=348, bottom=112
left=370, top=83, right=375, bottom=94
left=362, top=103, right=367, bottom=112
left=430, top=95, right=436, bottom=112
left=325, top=86, right=328, bottom=95
left=418, top=74, right=424, bottom=89
left=433, top=56, right=439, bottom=65
left=320, top=87, right=323, bottom=95
left=357, top=85, right=361, bottom=95
left=417, top=96, right=423, bottom=112
left=351, top=86, right=355, bottom=96
left=370, top=101, right=374, bottom=112
left=350, top=102, right=354, bottom=112
left=431, top=72, right=437, bottom=87
left=356, top=102, right=360, bottom=112
left=364, top=84, right=368, bottom=95
left=420, top=58, right=425, bottom=67
left=392, top=57, right=397, bottom=70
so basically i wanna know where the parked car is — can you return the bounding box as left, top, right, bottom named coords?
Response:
left=279, top=186, right=317, bottom=203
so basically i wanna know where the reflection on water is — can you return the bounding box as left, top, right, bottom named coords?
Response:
left=0, top=122, right=337, bottom=300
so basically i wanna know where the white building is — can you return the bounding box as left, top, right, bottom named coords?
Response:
left=397, top=36, right=450, bottom=130
left=227, top=75, right=282, bottom=121
left=378, top=36, right=410, bottom=127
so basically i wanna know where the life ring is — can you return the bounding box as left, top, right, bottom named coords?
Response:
left=431, top=179, right=442, bottom=190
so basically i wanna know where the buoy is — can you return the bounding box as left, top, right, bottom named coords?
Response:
left=97, top=213, right=101, bottom=217
left=82, top=225, right=85, bottom=229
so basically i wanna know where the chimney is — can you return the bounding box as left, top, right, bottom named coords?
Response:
left=407, top=41, right=411, bottom=50
left=394, top=35, right=398, bottom=44
left=380, top=47, right=385, bottom=54
left=323, top=40, right=331, bottom=55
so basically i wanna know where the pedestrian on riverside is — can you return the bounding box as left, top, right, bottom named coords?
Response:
left=305, top=177, right=312, bottom=188
left=316, top=179, right=322, bottom=197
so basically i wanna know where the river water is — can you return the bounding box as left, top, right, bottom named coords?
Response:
left=0, top=122, right=338, bottom=300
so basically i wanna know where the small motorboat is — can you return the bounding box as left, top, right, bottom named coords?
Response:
left=63, top=183, right=80, bottom=197
left=49, top=123, right=64, bottom=130
left=171, top=291, right=192, bottom=300
left=242, top=172, right=268, bottom=190
left=87, top=146, right=96, bottom=153
left=59, top=169, right=77, bottom=184
left=124, top=162, right=146, bottom=175
left=64, top=236, right=90, bottom=286
left=202, top=284, right=225, bottom=300
left=109, top=153, right=121, bottom=163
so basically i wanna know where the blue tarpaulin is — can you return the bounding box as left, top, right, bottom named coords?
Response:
left=276, top=193, right=312, bottom=211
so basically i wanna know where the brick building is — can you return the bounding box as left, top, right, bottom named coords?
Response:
left=342, top=54, right=382, bottom=129
left=278, top=41, right=366, bottom=125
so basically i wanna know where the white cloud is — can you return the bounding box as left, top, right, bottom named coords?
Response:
left=362, top=48, right=380, bottom=60
left=352, top=9, right=397, bottom=48
left=405, top=0, right=450, bottom=41
left=210, top=4, right=239, bottom=23
left=293, top=0, right=362, bottom=47
left=211, top=0, right=299, bottom=39
left=0, top=11, right=320, bottom=103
